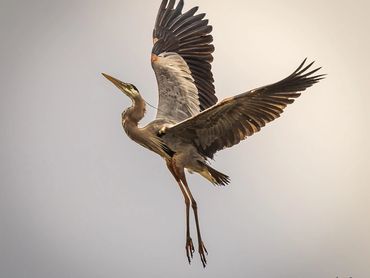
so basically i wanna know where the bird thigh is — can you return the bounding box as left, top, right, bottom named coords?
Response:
left=173, top=150, right=205, bottom=173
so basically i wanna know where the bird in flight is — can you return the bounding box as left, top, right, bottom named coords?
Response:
left=102, top=0, right=324, bottom=267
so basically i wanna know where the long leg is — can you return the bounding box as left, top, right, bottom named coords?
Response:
left=166, top=160, right=195, bottom=264
left=177, top=167, right=208, bottom=267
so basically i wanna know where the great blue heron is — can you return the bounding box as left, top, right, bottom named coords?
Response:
left=102, top=0, right=324, bottom=267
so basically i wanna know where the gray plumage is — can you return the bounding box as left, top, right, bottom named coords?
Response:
left=102, top=0, right=325, bottom=268
left=153, top=0, right=217, bottom=111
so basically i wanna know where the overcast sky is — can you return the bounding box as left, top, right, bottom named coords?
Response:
left=1, top=0, right=369, bottom=277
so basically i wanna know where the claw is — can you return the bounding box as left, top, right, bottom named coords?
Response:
left=186, top=237, right=195, bottom=264
left=198, top=241, right=208, bottom=267
left=186, top=252, right=191, bottom=264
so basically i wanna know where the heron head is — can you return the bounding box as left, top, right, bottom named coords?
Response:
left=102, top=73, right=140, bottom=100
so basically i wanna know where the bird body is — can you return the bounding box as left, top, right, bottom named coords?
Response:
left=118, top=83, right=224, bottom=185
left=102, top=0, right=324, bottom=267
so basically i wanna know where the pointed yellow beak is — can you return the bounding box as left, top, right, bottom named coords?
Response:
left=102, top=73, right=134, bottom=98
left=102, top=73, right=126, bottom=89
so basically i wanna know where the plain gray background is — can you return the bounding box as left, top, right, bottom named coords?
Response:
left=1, top=0, right=369, bottom=277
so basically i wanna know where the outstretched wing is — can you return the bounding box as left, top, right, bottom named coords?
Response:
left=152, top=0, right=217, bottom=123
left=163, top=59, right=325, bottom=159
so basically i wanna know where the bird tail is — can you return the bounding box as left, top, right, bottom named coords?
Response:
left=199, top=164, right=230, bottom=186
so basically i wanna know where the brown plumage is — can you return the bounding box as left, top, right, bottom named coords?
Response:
left=102, top=0, right=325, bottom=268
left=164, top=59, right=324, bottom=159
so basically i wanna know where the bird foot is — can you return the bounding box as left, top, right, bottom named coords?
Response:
left=198, top=241, right=208, bottom=267
left=185, top=237, right=195, bottom=264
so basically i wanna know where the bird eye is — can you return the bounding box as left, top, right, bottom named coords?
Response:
left=131, top=84, right=138, bottom=91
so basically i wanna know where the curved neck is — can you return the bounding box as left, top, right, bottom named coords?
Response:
left=122, top=96, right=148, bottom=148
left=122, top=95, right=146, bottom=128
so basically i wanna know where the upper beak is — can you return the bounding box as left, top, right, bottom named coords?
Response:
left=102, top=73, right=131, bottom=95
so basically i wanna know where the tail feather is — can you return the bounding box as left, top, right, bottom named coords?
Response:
left=203, top=164, right=230, bottom=186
